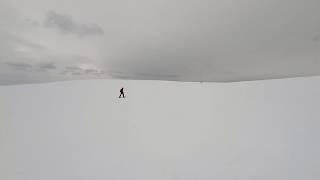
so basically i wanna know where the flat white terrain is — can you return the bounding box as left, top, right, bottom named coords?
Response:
left=1, top=78, right=320, bottom=180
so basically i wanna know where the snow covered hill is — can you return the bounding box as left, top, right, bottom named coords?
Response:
left=1, top=78, right=320, bottom=180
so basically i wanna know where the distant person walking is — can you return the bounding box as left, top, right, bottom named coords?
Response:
left=119, top=87, right=125, bottom=98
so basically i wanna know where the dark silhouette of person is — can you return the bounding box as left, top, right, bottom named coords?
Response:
left=119, top=87, right=125, bottom=98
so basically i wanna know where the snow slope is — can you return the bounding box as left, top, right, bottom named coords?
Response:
left=1, top=78, right=320, bottom=180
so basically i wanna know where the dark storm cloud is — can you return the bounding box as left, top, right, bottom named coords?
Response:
left=44, top=11, right=104, bottom=37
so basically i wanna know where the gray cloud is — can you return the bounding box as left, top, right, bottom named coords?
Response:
left=71, top=72, right=83, bottom=76
left=312, top=35, right=320, bottom=43
left=5, top=62, right=33, bottom=71
left=25, top=18, right=40, bottom=27
left=12, top=37, right=45, bottom=50
left=62, top=66, right=82, bottom=75
left=61, top=66, right=103, bottom=77
left=110, top=71, right=179, bottom=81
left=38, top=63, right=56, bottom=70
left=65, top=66, right=82, bottom=71
left=2, top=0, right=320, bottom=85
left=5, top=62, right=58, bottom=72
left=44, top=11, right=104, bottom=37
left=85, top=69, right=99, bottom=74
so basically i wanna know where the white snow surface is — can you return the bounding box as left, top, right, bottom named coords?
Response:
left=0, top=78, right=320, bottom=180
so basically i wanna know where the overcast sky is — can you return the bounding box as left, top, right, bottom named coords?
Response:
left=1, top=0, right=320, bottom=85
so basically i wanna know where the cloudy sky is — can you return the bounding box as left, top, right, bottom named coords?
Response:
left=1, top=0, right=320, bottom=85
